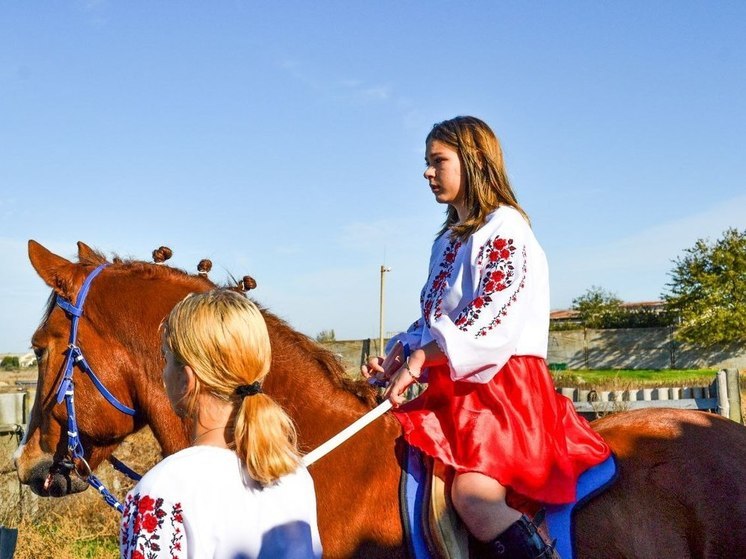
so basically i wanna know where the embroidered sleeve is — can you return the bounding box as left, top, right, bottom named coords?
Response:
left=429, top=229, right=534, bottom=383
left=120, top=492, right=186, bottom=559
left=385, top=317, right=433, bottom=354
left=455, top=237, right=526, bottom=337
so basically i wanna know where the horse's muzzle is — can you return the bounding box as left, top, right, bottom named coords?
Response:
left=21, top=457, right=89, bottom=497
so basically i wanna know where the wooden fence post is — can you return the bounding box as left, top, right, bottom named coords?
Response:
left=360, top=339, right=371, bottom=368
left=583, top=328, right=589, bottom=369
left=725, top=369, right=743, bottom=424
left=716, top=370, right=730, bottom=419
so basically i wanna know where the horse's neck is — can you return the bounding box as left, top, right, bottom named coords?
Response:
left=133, top=354, right=191, bottom=455
left=119, top=284, right=198, bottom=456
left=264, top=327, right=381, bottom=450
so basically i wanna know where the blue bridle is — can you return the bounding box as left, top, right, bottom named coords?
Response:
left=52, top=262, right=141, bottom=512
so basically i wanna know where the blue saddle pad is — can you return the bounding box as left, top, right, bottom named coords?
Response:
left=402, top=445, right=435, bottom=559
left=401, top=445, right=618, bottom=559
left=545, top=454, right=618, bottom=559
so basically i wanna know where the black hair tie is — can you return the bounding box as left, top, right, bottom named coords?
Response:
left=235, top=382, right=262, bottom=399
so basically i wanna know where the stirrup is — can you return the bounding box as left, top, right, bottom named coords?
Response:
left=473, top=512, right=559, bottom=559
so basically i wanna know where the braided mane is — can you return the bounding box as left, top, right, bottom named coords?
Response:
left=72, top=249, right=378, bottom=408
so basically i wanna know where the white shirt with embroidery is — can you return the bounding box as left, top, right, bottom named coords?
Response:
left=119, top=445, right=323, bottom=559
left=388, top=206, right=549, bottom=383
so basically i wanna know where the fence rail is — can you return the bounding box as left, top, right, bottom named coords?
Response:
left=557, top=368, right=742, bottom=423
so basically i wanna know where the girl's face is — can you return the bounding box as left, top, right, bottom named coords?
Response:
left=162, top=344, right=190, bottom=416
left=424, top=140, right=466, bottom=219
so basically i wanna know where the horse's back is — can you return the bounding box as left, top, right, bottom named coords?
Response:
left=574, top=408, right=746, bottom=558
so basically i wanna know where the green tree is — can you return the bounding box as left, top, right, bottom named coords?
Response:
left=1, top=355, right=20, bottom=370
left=663, top=228, right=746, bottom=345
left=315, top=329, right=336, bottom=343
left=572, top=286, right=623, bottom=328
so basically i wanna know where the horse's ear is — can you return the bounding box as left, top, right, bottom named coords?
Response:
left=28, top=240, right=87, bottom=300
left=77, top=241, right=108, bottom=265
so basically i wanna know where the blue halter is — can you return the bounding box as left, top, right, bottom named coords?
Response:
left=53, top=262, right=141, bottom=512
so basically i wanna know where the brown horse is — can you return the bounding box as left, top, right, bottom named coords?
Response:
left=15, top=240, right=746, bottom=558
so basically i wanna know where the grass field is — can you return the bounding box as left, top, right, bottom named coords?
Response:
left=550, top=368, right=719, bottom=389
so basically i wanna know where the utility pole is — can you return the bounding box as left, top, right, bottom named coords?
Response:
left=379, top=265, right=391, bottom=356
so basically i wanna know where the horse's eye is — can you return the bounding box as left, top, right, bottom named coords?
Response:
left=32, top=347, right=45, bottom=361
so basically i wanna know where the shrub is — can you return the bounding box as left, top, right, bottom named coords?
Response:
left=1, top=356, right=19, bottom=370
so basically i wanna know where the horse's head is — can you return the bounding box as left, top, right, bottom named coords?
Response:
left=15, top=240, right=212, bottom=497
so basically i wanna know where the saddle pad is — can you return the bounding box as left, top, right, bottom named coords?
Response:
left=425, top=459, right=470, bottom=559
left=401, top=444, right=434, bottom=559
left=545, top=454, right=618, bottom=559
left=401, top=445, right=468, bottom=559
left=402, top=444, right=618, bottom=559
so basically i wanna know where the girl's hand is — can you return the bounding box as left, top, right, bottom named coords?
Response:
left=361, top=342, right=408, bottom=386
left=361, top=356, right=385, bottom=380
left=385, top=347, right=426, bottom=405
left=383, top=361, right=422, bottom=407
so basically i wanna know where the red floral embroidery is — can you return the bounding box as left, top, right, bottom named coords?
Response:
left=121, top=492, right=185, bottom=559
left=454, top=237, right=524, bottom=334
left=421, top=237, right=462, bottom=327
left=475, top=247, right=527, bottom=337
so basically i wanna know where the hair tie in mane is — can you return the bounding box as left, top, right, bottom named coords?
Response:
left=197, top=259, right=212, bottom=276
left=235, top=382, right=262, bottom=399
left=153, top=246, right=173, bottom=264
left=240, top=275, right=257, bottom=291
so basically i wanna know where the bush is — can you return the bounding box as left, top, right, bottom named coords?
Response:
left=315, top=329, right=336, bottom=343
left=1, top=356, right=19, bottom=370
left=596, top=309, right=675, bottom=329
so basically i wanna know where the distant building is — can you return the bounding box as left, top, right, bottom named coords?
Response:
left=550, top=301, right=666, bottom=327
left=19, top=352, right=37, bottom=368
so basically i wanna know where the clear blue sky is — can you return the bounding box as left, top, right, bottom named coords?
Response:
left=1, top=1, right=745, bottom=353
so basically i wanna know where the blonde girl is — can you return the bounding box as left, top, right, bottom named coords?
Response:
left=120, top=289, right=322, bottom=559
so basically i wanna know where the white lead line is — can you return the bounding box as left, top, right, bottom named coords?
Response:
left=302, top=399, right=393, bottom=467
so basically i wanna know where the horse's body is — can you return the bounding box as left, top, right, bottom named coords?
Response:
left=15, top=241, right=746, bottom=558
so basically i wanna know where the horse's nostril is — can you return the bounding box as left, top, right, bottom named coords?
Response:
left=24, top=458, right=88, bottom=497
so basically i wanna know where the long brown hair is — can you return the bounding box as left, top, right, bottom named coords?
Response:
left=163, top=289, right=300, bottom=485
left=427, top=116, right=529, bottom=240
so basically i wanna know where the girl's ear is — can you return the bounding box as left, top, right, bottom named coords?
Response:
left=183, top=364, right=197, bottom=394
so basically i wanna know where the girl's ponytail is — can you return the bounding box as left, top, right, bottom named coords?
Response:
left=234, top=392, right=299, bottom=486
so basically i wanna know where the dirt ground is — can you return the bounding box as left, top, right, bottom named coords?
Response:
left=0, top=367, right=36, bottom=388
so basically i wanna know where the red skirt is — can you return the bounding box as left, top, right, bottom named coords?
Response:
left=393, top=356, right=610, bottom=507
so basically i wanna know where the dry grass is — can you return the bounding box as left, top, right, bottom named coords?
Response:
left=9, top=498, right=121, bottom=559
left=1, top=428, right=162, bottom=559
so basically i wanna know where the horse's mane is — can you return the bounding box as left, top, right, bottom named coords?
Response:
left=37, top=252, right=214, bottom=328
left=68, top=249, right=379, bottom=408
left=259, top=307, right=379, bottom=407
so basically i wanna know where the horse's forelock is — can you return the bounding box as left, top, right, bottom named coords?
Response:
left=39, top=291, right=57, bottom=329
left=77, top=248, right=108, bottom=266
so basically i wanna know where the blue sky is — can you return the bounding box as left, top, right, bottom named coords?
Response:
left=1, top=1, right=745, bottom=353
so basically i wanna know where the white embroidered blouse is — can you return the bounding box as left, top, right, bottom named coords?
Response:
left=388, top=206, right=549, bottom=383
left=119, top=445, right=323, bottom=559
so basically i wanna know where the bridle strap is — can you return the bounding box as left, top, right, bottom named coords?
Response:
left=54, top=263, right=135, bottom=416
left=51, top=262, right=141, bottom=513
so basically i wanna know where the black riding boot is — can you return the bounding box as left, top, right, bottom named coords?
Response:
left=472, top=513, right=559, bottom=559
